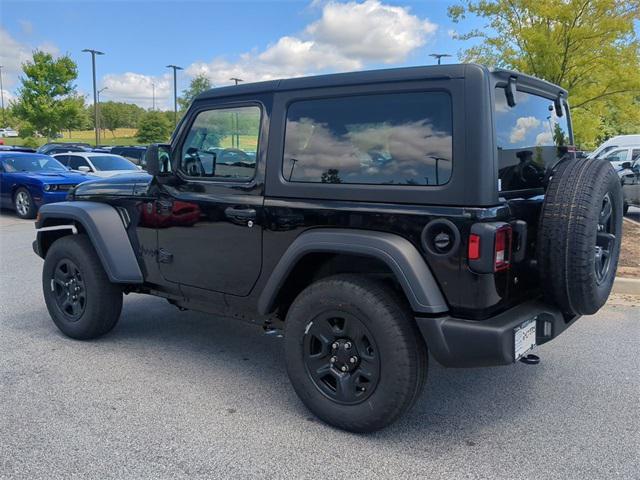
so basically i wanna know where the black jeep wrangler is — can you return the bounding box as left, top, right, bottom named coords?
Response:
left=33, top=64, right=623, bottom=432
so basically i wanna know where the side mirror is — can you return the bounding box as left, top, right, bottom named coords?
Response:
left=78, top=166, right=91, bottom=173
left=621, top=162, right=632, bottom=170
left=145, top=144, right=172, bottom=176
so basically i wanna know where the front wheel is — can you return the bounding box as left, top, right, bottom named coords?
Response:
left=285, top=274, right=427, bottom=432
left=14, top=187, right=36, bottom=219
left=42, top=235, right=123, bottom=339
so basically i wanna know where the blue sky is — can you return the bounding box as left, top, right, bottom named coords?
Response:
left=1, top=0, right=482, bottom=109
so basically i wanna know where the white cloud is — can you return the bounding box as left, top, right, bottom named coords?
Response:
left=510, top=116, right=541, bottom=144
left=100, top=72, right=172, bottom=110
left=306, top=0, right=437, bottom=63
left=0, top=27, right=60, bottom=95
left=186, top=0, right=437, bottom=86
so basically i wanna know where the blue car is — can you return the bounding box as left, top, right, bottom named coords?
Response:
left=0, top=152, right=97, bottom=219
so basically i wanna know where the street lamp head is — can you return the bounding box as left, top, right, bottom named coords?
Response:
left=166, top=65, right=183, bottom=70
left=82, top=49, right=105, bottom=55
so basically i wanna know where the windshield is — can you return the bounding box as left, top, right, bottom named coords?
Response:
left=1, top=155, right=67, bottom=172
left=89, top=155, right=138, bottom=171
left=495, top=88, right=572, bottom=192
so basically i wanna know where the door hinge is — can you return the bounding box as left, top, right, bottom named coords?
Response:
left=157, top=248, right=173, bottom=264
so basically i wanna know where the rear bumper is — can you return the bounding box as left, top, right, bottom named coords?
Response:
left=416, top=300, right=580, bottom=367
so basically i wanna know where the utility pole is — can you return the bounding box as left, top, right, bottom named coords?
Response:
left=229, top=78, right=243, bottom=147
left=82, top=49, right=105, bottom=146
left=97, top=87, right=108, bottom=141
left=151, top=82, right=156, bottom=111
left=166, top=64, right=183, bottom=126
left=429, top=53, right=451, bottom=65
left=0, top=65, right=5, bottom=127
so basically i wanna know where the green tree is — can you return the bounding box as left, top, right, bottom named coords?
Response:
left=449, top=0, right=640, bottom=147
left=136, top=110, right=172, bottom=143
left=178, top=74, right=212, bottom=110
left=99, top=101, right=124, bottom=137
left=13, top=50, right=84, bottom=139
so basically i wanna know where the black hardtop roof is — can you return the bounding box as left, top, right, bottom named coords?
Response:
left=195, top=63, right=566, bottom=101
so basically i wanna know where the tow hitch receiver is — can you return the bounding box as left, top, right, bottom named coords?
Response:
left=519, top=354, right=540, bottom=365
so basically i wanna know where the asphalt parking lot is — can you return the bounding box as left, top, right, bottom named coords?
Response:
left=1, top=211, right=638, bottom=480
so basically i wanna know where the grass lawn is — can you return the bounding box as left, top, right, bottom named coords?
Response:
left=2, top=128, right=141, bottom=147
left=2, top=129, right=256, bottom=150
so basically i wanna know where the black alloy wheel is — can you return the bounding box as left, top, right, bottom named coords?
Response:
left=51, top=258, right=87, bottom=320
left=595, top=193, right=616, bottom=285
left=303, top=311, right=380, bottom=405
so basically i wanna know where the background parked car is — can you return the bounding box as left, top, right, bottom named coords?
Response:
left=618, top=158, right=640, bottom=215
left=37, top=143, right=92, bottom=155
left=588, top=134, right=640, bottom=159
left=53, top=152, right=144, bottom=178
left=602, top=146, right=640, bottom=169
left=0, top=128, right=19, bottom=138
left=0, top=152, right=97, bottom=219
left=110, top=146, right=147, bottom=168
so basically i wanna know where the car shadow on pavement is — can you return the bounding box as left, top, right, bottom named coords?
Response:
left=86, top=294, right=543, bottom=439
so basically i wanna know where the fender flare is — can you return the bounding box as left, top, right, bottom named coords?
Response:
left=35, top=201, right=143, bottom=283
left=257, top=229, right=448, bottom=315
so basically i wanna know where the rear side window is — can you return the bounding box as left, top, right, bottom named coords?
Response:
left=495, top=88, right=571, bottom=192
left=283, top=92, right=453, bottom=186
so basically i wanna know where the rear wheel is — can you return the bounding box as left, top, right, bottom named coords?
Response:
left=42, top=235, right=123, bottom=339
left=14, top=187, right=36, bottom=219
left=284, top=274, right=427, bottom=432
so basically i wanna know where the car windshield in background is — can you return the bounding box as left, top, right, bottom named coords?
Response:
left=1, top=155, right=67, bottom=172
left=89, top=155, right=138, bottom=171
left=495, top=88, right=571, bottom=192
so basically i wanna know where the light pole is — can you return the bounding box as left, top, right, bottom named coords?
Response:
left=429, top=53, right=452, bottom=65
left=82, top=49, right=105, bottom=146
left=151, top=82, right=156, bottom=111
left=0, top=65, right=5, bottom=127
left=166, top=64, right=183, bottom=126
left=97, top=87, right=108, bottom=141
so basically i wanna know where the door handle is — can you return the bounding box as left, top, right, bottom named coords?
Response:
left=225, top=207, right=256, bottom=221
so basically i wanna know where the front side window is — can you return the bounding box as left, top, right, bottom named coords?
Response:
left=283, top=92, right=453, bottom=186
left=68, top=156, right=90, bottom=170
left=180, top=105, right=261, bottom=180
left=603, top=149, right=629, bottom=163
left=495, top=88, right=571, bottom=191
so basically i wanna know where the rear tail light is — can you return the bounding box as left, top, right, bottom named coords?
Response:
left=468, top=234, right=481, bottom=260
left=468, top=222, right=513, bottom=273
left=494, top=226, right=512, bottom=271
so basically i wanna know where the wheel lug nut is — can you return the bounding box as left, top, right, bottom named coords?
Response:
left=330, top=356, right=337, bottom=363
left=332, top=342, right=339, bottom=350
left=344, top=342, right=352, bottom=350
left=341, top=366, right=348, bottom=372
left=349, top=356, right=357, bottom=363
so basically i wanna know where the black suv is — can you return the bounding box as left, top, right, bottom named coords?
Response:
left=33, top=64, right=623, bottom=432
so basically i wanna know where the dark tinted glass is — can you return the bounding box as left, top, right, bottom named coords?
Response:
left=68, top=156, right=90, bottom=170
left=180, top=106, right=260, bottom=180
left=495, top=88, right=571, bottom=191
left=1, top=154, right=67, bottom=172
left=283, top=92, right=453, bottom=186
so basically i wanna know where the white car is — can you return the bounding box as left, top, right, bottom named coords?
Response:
left=601, top=146, right=640, bottom=169
left=53, top=152, right=145, bottom=178
left=0, top=128, right=19, bottom=138
left=588, top=134, right=640, bottom=159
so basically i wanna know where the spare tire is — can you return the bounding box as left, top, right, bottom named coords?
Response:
left=537, top=158, right=623, bottom=315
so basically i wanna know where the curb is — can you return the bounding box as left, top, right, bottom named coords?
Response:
left=612, top=277, right=640, bottom=295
